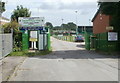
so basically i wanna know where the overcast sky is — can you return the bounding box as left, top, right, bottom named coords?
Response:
left=2, top=0, right=99, bottom=26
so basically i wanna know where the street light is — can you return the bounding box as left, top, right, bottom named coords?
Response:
left=75, top=10, right=78, bottom=35
left=61, top=18, right=64, bottom=24
left=61, top=18, right=64, bottom=34
left=89, top=19, right=91, bottom=26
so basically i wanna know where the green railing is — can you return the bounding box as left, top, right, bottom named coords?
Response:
left=84, top=32, right=90, bottom=50
left=53, top=35, right=76, bottom=42
left=47, top=32, right=51, bottom=51
left=92, top=32, right=120, bottom=52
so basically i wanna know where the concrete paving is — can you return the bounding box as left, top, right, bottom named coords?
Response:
left=9, top=37, right=118, bottom=81
left=0, top=56, right=26, bottom=82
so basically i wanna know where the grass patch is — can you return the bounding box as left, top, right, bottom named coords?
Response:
left=8, top=50, right=52, bottom=57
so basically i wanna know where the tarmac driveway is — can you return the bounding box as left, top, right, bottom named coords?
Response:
left=9, top=37, right=118, bottom=81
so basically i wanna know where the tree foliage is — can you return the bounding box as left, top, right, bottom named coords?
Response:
left=53, top=26, right=61, bottom=30
left=99, top=2, right=120, bottom=31
left=11, top=5, right=31, bottom=22
left=2, top=21, right=22, bottom=50
left=53, top=22, right=76, bottom=31
left=67, top=22, right=76, bottom=31
left=2, top=21, right=19, bottom=33
left=45, top=22, right=53, bottom=29
left=9, top=5, right=31, bottom=50
left=0, top=1, right=5, bottom=13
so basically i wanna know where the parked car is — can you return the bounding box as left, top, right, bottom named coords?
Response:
left=75, top=35, right=84, bottom=42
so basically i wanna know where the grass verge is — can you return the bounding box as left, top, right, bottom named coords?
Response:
left=8, top=50, right=52, bottom=57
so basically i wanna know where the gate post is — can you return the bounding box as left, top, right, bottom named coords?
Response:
left=85, top=32, right=90, bottom=50
left=22, top=30, right=29, bottom=50
left=47, top=29, right=51, bottom=51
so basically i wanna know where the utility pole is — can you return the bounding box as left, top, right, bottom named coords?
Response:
left=89, top=19, right=91, bottom=26
left=61, top=18, right=64, bottom=34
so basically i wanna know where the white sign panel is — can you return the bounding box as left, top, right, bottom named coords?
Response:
left=106, top=26, right=114, bottom=30
left=30, top=31, right=37, bottom=38
left=108, top=32, right=118, bottom=41
left=18, top=17, right=45, bottom=27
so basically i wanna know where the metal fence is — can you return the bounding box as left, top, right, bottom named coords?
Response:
left=0, top=33, right=13, bottom=59
left=92, top=32, right=120, bottom=52
left=53, top=35, right=76, bottom=42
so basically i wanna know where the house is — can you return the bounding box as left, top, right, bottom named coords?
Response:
left=0, top=16, right=10, bottom=25
left=92, top=9, right=111, bottom=34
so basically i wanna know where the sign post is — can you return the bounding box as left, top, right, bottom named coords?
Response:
left=19, top=17, right=45, bottom=27
left=108, top=32, right=118, bottom=41
left=18, top=17, right=45, bottom=50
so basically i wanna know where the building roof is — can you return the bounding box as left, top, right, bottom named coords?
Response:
left=0, top=16, right=10, bottom=21
left=0, top=16, right=10, bottom=23
left=91, top=9, right=100, bottom=22
left=78, top=26, right=93, bottom=28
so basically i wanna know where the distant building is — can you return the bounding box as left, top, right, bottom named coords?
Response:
left=0, top=16, right=10, bottom=25
left=78, top=26, right=93, bottom=34
left=92, top=9, right=111, bottom=34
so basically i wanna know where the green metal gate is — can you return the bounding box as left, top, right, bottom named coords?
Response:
left=85, top=32, right=90, bottom=50
left=22, top=30, right=29, bottom=50
left=94, top=32, right=120, bottom=52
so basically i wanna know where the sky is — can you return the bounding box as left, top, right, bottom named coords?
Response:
left=2, top=0, right=99, bottom=26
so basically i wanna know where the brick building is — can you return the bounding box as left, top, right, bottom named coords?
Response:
left=91, top=9, right=119, bottom=52
left=92, top=9, right=111, bottom=34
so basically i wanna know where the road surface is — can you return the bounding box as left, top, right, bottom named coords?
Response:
left=9, top=37, right=118, bottom=81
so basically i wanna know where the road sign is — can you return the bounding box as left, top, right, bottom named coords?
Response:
left=29, top=38, right=37, bottom=41
left=18, top=17, right=45, bottom=27
left=108, top=32, right=118, bottom=41
left=106, top=26, right=114, bottom=31
left=19, top=27, right=44, bottom=30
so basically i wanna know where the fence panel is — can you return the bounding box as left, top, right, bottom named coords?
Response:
left=0, top=33, right=13, bottom=59
left=53, top=35, right=75, bottom=42
left=0, top=35, right=2, bottom=59
left=94, top=32, right=120, bottom=52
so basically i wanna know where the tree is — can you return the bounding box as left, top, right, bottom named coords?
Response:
left=11, top=5, right=31, bottom=22
left=2, top=21, right=22, bottom=50
left=2, top=21, right=19, bottom=33
left=53, top=26, right=61, bottom=30
left=60, top=22, right=76, bottom=31
left=67, top=22, right=76, bottom=31
left=45, top=22, right=53, bottom=29
left=0, top=1, right=5, bottom=13
left=61, top=24, right=69, bottom=30
left=9, top=5, right=31, bottom=51
left=99, top=2, right=120, bottom=31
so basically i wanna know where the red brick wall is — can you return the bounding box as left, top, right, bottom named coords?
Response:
left=93, top=13, right=110, bottom=34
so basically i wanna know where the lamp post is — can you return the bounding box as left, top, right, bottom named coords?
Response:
left=62, top=18, right=64, bottom=24
left=75, top=10, right=78, bottom=35
left=89, top=19, right=91, bottom=26
left=61, top=18, right=64, bottom=34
